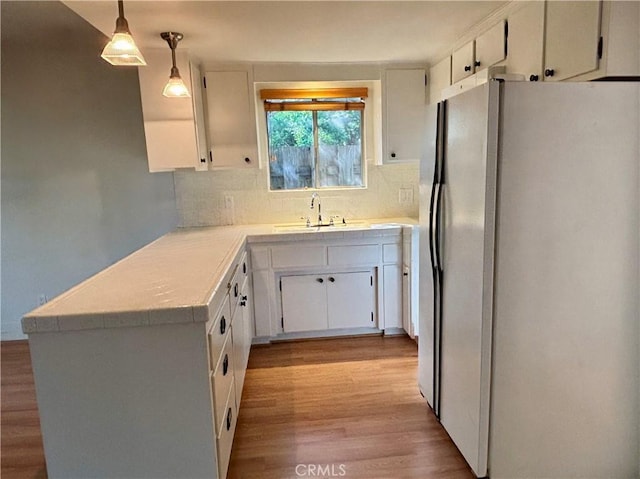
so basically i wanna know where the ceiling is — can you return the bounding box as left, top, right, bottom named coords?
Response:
left=62, top=1, right=507, bottom=64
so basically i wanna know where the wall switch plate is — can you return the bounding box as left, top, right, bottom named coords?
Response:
left=38, top=294, right=47, bottom=306
left=224, top=195, right=234, bottom=210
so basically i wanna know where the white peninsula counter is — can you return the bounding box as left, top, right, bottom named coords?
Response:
left=22, top=218, right=417, bottom=479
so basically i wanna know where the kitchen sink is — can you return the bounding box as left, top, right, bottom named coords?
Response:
left=273, top=220, right=370, bottom=232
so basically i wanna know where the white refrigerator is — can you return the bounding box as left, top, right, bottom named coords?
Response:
left=418, top=80, right=639, bottom=478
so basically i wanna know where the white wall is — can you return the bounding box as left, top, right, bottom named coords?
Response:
left=175, top=163, right=418, bottom=227
left=1, top=1, right=178, bottom=340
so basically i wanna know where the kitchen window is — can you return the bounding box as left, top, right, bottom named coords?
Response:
left=261, top=88, right=367, bottom=191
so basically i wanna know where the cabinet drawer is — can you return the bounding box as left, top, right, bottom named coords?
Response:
left=207, top=295, right=231, bottom=371
left=271, top=245, right=326, bottom=268
left=229, top=250, right=247, bottom=317
left=216, top=377, right=238, bottom=479
left=328, top=244, right=379, bottom=266
left=213, top=332, right=235, bottom=435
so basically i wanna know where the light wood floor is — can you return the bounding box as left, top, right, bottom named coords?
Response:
left=228, top=336, right=473, bottom=479
left=1, top=336, right=473, bottom=479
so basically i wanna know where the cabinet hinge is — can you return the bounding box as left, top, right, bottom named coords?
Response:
left=597, top=36, right=603, bottom=59
left=371, top=312, right=374, bottom=322
left=209, top=151, right=213, bottom=162
left=203, top=76, right=207, bottom=89
left=281, top=317, right=284, bottom=329
left=425, top=74, right=428, bottom=86
left=279, top=279, right=282, bottom=291
left=370, top=276, right=373, bottom=286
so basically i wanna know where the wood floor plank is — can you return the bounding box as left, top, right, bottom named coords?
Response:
left=1, top=336, right=473, bottom=479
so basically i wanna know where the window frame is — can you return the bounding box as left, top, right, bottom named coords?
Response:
left=256, top=82, right=376, bottom=193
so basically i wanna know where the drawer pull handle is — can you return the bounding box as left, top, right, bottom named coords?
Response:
left=234, top=283, right=239, bottom=298
left=223, top=354, right=229, bottom=375
left=243, top=262, right=246, bottom=274
left=226, top=408, right=232, bottom=431
left=220, top=316, right=226, bottom=335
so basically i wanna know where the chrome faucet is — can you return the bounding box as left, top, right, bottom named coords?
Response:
left=310, top=192, right=322, bottom=225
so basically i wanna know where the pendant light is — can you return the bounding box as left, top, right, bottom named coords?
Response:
left=161, top=32, right=190, bottom=98
left=100, top=0, right=146, bottom=66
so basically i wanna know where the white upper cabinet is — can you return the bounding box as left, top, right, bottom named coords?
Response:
left=429, top=56, right=452, bottom=104
left=587, top=1, right=640, bottom=79
left=475, top=20, right=507, bottom=72
left=204, top=70, right=258, bottom=169
left=506, top=1, right=545, bottom=81
left=543, top=1, right=602, bottom=81
left=138, top=49, right=208, bottom=172
left=384, top=68, right=426, bottom=163
left=452, top=40, right=476, bottom=83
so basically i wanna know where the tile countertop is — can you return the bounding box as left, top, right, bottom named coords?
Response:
left=21, top=218, right=417, bottom=334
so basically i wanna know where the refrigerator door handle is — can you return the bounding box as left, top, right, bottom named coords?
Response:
left=428, top=102, right=442, bottom=273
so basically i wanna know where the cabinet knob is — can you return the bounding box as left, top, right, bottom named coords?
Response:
left=220, top=316, right=226, bottom=335
left=316, top=278, right=324, bottom=284
left=240, top=300, right=246, bottom=307
left=200, top=158, right=206, bottom=163
left=244, top=157, right=251, bottom=164
left=544, top=68, right=555, bottom=77
left=223, top=354, right=229, bottom=375
left=474, top=61, right=481, bottom=67
left=464, top=65, right=472, bottom=72
left=328, top=277, right=335, bottom=283
left=403, top=272, right=409, bottom=276
left=390, top=152, right=396, bottom=158
left=242, top=295, right=247, bottom=301
left=529, top=74, right=539, bottom=82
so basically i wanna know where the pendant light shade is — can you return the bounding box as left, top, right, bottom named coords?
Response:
left=161, top=32, right=190, bottom=98
left=101, top=0, right=146, bottom=66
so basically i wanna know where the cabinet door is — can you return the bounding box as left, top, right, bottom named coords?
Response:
left=204, top=70, right=258, bottom=168
left=138, top=49, right=201, bottom=172
left=241, top=279, right=253, bottom=365
left=383, top=264, right=402, bottom=329
left=281, top=275, right=328, bottom=332
left=506, top=1, right=545, bottom=81
left=231, top=308, right=246, bottom=403
left=475, top=20, right=506, bottom=72
left=385, top=69, right=426, bottom=162
left=327, top=272, right=375, bottom=329
left=429, top=57, right=452, bottom=104
left=544, top=1, right=602, bottom=81
left=452, top=40, right=476, bottom=83
left=189, top=63, right=210, bottom=171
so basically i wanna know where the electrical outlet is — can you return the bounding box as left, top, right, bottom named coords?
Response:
left=38, top=294, right=47, bottom=306
left=398, top=188, right=414, bottom=205
left=224, top=195, right=234, bottom=210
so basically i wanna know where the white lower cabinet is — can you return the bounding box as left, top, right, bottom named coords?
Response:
left=327, top=272, right=375, bottom=329
left=250, top=228, right=406, bottom=339
left=281, top=271, right=375, bottom=332
left=206, top=246, right=252, bottom=479
left=281, top=274, right=329, bottom=332
left=216, top=377, right=238, bottom=479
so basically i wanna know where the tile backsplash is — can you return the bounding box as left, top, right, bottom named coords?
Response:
left=175, top=162, right=419, bottom=227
